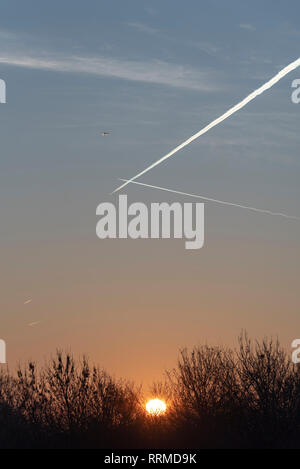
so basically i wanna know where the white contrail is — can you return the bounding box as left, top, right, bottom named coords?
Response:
left=119, top=179, right=300, bottom=221
left=113, top=57, right=300, bottom=193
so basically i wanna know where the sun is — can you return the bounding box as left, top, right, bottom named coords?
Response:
left=146, top=398, right=167, bottom=416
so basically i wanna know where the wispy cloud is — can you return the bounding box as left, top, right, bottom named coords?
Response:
left=239, top=24, right=256, bottom=31
left=188, top=41, right=219, bottom=55
left=0, top=53, right=217, bottom=91
left=0, top=29, right=19, bottom=41
left=144, top=6, right=157, bottom=16
left=127, top=22, right=158, bottom=35
left=126, top=22, right=220, bottom=56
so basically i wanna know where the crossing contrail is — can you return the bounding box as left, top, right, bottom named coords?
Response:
left=113, top=57, right=300, bottom=193
left=119, top=179, right=300, bottom=221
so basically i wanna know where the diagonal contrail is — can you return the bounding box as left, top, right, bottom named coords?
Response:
left=113, top=57, right=300, bottom=193
left=119, top=179, right=300, bottom=221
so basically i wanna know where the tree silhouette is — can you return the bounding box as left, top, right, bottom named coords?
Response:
left=0, top=334, right=300, bottom=448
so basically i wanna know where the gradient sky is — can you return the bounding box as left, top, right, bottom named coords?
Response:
left=0, top=0, right=300, bottom=385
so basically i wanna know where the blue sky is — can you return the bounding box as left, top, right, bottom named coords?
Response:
left=0, top=0, right=300, bottom=382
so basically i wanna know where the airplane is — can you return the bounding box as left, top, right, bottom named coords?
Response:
left=101, top=131, right=110, bottom=136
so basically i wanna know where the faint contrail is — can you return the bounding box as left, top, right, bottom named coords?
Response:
left=113, top=57, right=300, bottom=193
left=28, top=321, right=41, bottom=327
left=119, top=179, right=300, bottom=221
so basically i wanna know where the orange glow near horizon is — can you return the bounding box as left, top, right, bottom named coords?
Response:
left=146, top=399, right=167, bottom=416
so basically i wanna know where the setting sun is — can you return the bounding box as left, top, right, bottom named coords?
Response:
left=146, top=399, right=167, bottom=416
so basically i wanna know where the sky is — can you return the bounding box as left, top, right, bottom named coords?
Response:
left=0, top=0, right=300, bottom=385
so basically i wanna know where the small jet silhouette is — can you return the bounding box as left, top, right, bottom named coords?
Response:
left=101, top=131, right=110, bottom=136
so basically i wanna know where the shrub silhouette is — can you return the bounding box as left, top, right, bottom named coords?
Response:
left=0, top=334, right=300, bottom=448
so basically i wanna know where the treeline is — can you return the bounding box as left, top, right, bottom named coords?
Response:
left=0, top=333, right=300, bottom=448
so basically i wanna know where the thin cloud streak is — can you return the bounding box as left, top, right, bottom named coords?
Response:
left=239, top=24, right=256, bottom=31
left=127, top=22, right=158, bottom=35
left=119, top=179, right=300, bottom=221
left=127, top=22, right=219, bottom=56
left=0, top=54, right=216, bottom=91
left=113, top=57, right=300, bottom=193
